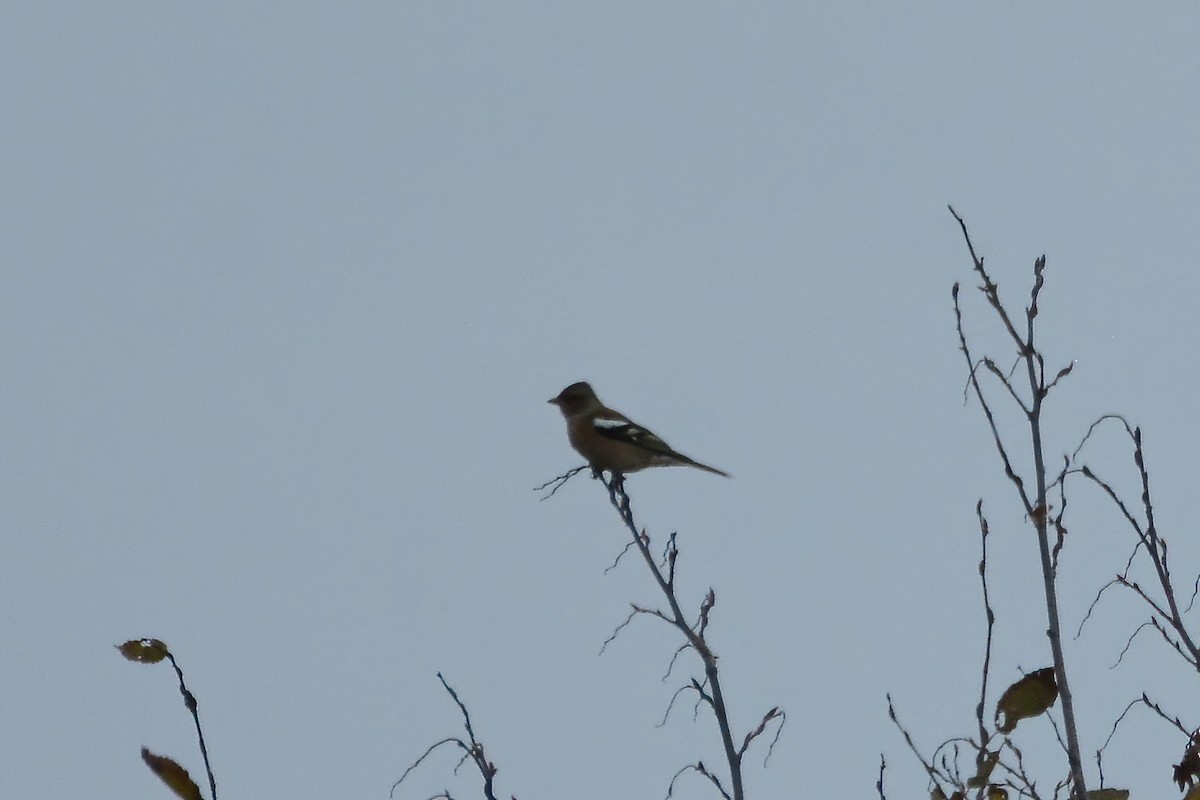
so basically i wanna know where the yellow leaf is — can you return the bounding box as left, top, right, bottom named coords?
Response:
left=987, top=785, right=1008, bottom=800
left=117, top=639, right=170, bottom=664
left=995, top=667, right=1057, bottom=733
left=141, top=748, right=204, bottom=800
left=1186, top=785, right=1200, bottom=800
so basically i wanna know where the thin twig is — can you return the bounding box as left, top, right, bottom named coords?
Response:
left=975, top=501, right=996, bottom=799
left=666, top=763, right=732, bottom=800
left=159, top=647, right=218, bottom=800
left=600, top=474, right=754, bottom=800
left=949, top=207, right=1087, bottom=799
left=391, top=675, right=501, bottom=800
left=888, top=694, right=958, bottom=791
left=535, top=465, right=587, bottom=500
left=1073, top=420, right=1200, bottom=669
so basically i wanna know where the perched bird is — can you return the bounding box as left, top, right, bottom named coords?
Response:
left=548, top=381, right=730, bottom=478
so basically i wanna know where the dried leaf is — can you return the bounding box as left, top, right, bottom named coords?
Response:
left=995, top=667, right=1057, bottom=733
left=1176, top=735, right=1200, bottom=790
left=1086, top=790, right=1130, bottom=800
left=141, top=748, right=204, bottom=800
left=117, top=639, right=170, bottom=664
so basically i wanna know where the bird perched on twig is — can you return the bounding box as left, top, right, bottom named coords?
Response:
left=548, top=381, right=730, bottom=479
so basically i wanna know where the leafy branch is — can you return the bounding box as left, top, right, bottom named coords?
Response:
left=118, top=638, right=217, bottom=800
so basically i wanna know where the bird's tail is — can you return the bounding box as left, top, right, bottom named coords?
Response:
left=680, top=455, right=731, bottom=478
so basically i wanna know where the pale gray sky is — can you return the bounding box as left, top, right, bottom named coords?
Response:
left=3, top=4, right=1199, bottom=799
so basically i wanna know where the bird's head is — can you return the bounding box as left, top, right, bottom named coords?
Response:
left=549, top=381, right=602, bottom=417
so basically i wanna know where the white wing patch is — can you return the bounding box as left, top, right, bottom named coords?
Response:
left=592, top=417, right=671, bottom=451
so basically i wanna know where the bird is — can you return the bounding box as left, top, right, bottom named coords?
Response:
left=548, top=381, right=730, bottom=478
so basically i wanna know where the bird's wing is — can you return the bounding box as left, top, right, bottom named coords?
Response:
left=592, top=416, right=677, bottom=457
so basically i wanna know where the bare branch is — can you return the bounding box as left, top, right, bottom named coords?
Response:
left=1077, top=426, right=1200, bottom=668
left=600, top=604, right=672, bottom=655
left=1098, top=692, right=1193, bottom=779
left=953, top=285, right=1033, bottom=513
left=1075, top=578, right=1123, bottom=639
left=658, top=682, right=704, bottom=729
left=596, top=473, right=769, bottom=800
left=759, top=709, right=787, bottom=767
left=603, top=538, right=637, bottom=574
left=1108, top=619, right=1155, bottom=669
left=392, top=676, right=501, bottom=800
left=737, top=706, right=783, bottom=758
left=534, top=465, right=587, bottom=500
left=1070, top=414, right=1134, bottom=460
left=1044, top=360, right=1076, bottom=394
left=947, top=209, right=1087, bottom=798
left=980, top=356, right=1033, bottom=416
left=949, top=205, right=1028, bottom=352
left=661, top=642, right=694, bottom=683
left=391, top=738, right=469, bottom=797
left=666, top=762, right=732, bottom=800
left=1078, top=466, right=1146, bottom=542
left=600, top=606, right=641, bottom=655
left=888, top=694, right=958, bottom=790
left=975, top=502, right=997, bottom=791
left=1050, top=457, right=1070, bottom=570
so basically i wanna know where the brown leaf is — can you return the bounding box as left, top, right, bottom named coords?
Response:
left=117, top=639, right=170, bottom=664
left=141, top=748, right=204, bottom=800
left=995, top=667, right=1057, bottom=733
left=1176, top=734, right=1200, bottom=790
left=1086, top=790, right=1130, bottom=800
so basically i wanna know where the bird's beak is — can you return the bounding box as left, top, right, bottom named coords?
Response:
left=547, top=397, right=558, bottom=405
